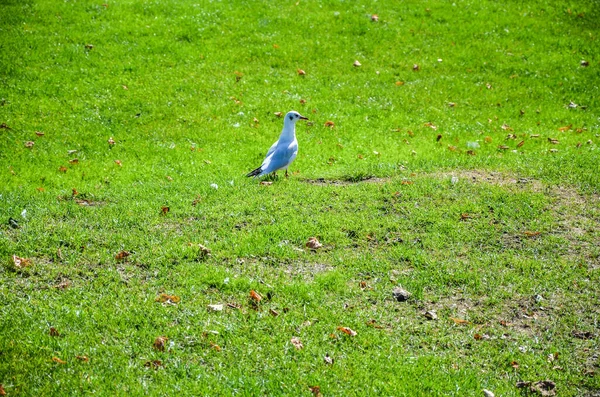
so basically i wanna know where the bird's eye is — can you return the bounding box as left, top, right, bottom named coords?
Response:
left=289, top=115, right=293, bottom=120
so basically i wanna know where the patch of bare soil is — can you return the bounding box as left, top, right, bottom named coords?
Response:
left=434, top=170, right=600, bottom=269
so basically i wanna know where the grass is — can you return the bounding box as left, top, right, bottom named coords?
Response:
left=1, top=0, right=599, bottom=395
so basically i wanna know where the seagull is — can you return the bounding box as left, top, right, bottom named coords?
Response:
left=246, top=110, right=308, bottom=178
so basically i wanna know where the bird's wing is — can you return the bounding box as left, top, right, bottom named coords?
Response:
left=259, top=143, right=295, bottom=175
left=265, top=139, right=279, bottom=158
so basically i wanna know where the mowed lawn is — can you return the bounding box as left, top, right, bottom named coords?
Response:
left=0, top=0, right=599, bottom=395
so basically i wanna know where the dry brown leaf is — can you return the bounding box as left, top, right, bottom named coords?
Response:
left=511, top=360, right=519, bottom=369
left=153, top=336, right=168, bottom=351
left=299, top=99, right=306, bottom=105
left=161, top=206, right=170, bottom=215
left=260, top=181, right=273, bottom=186
left=227, top=302, right=241, bottom=310
left=52, top=356, right=66, bottom=364
left=466, top=150, right=476, bottom=156
left=395, top=81, right=405, bottom=86
left=448, top=102, right=456, bottom=107
left=274, top=112, right=283, bottom=117
left=530, top=134, right=540, bottom=138
left=447, top=145, right=457, bottom=151
left=324, top=120, right=335, bottom=128
left=24, top=141, right=34, bottom=148
left=85, top=44, right=94, bottom=49
left=155, top=293, right=180, bottom=304
left=401, top=180, right=413, bottom=185
left=337, top=326, right=357, bottom=336
left=0, top=384, right=6, bottom=396
left=249, top=290, right=262, bottom=302
left=309, top=386, right=323, bottom=397
left=35, top=131, right=45, bottom=136
left=524, top=231, right=541, bottom=237
left=517, top=140, right=525, bottom=148
left=108, top=137, right=115, bottom=145
left=49, top=327, right=60, bottom=337
left=273, top=44, right=279, bottom=49
left=371, top=14, right=379, bottom=21
left=291, top=337, right=303, bottom=350
left=269, top=308, right=280, bottom=317
left=297, top=69, right=306, bottom=76
left=59, top=166, right=68, bottom=173
left=114, top=160, right=122, bottom=167
left=115, top=251, right=130, bottom=261
left=12, top=255, right=32, bottom=269
left=450, top=317, right=470, bottom=325
left=413, top=64, right=420, bottom=71
left=72, top=188, right=79, bottom=197
left=353, top=60, right=361, bottom=67
left=210, top=342, right=221, bottom=352
left=548, top=138, right=559, bottom=144
left=424, top=122, right=437, bottom=130
left=144, top=360, right=162, bottom=368
left=306, top=237, right=323, bottom=250
left=501, top=124, right=513, bottom=131
left=558, top=125, right=572, bottom=132
left=76, top=355, right=89, bottom=363
left=497, top=145, right=510, bottom=150
left=484, top=136, right=493, bottom=143
left=166, top=175, right=173, bottom=181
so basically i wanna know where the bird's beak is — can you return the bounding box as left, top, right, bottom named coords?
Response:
left=299, top=115, right=309, bottom=120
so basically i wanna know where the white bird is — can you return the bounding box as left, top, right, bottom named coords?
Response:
left=246, top=110, right=308, bottom=178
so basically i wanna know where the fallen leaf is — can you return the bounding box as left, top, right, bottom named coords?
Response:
left=366, top=319, right=384, bottom=329
left=460, top=213, right=471, bottom=220
left=227, top=302, right=241, bottom=310
left=12, top=255, right=32, bottom=269
left=371, top=14, right=378, bottom=21
left=524, top=231, right=541, bottom=237
left=269, top=308, right=280, bottom=317
left=166, top=175, right=173, bottom=181
left=558, top=125, right=572, bottom=132
left=395, top=81, right=405, bottom=86
left=309, top=386, right=323, bottom=397
left=580, top=60, right=589, bottom=67
left=274, top=112, right=283, bottom=117
left=24, top=141, right=34, bottom=148
left=324, top=120, right=335, bottom=128
left=260, top=181, right=273, bottom=186
left=207, top=304, right=223, bottom=312
left=153, top=336, right=168, bottom=351
left=0, top=385, right=5, bottom=396
left=511, top=361, right=519, bottom=369
left=155, top=293, right=180, bottom=304
left=571, top=330, right=594, bottom=340
left=501, top=124, right=513, bottom=131
left=35, top=131, right=45, bottom=136
left=466, top=150, right=476, bottom=156
left=144, top=360, right=163, bottom=368
left=413, top=64, right=420, bottom=71
left=450, top=317, right=470, bottom=325
left=52, top=357, right=67, bottom=364
left=424, top=122, right=437, bottom=130
left=448, top=145, right=457, bottom=151
left=324, top=354, right=334, bottom=365
left=59, top=166, right=68, bottom=173
left=297, top=69, right=306, bottom=75
left=474, top=333, right=490, bottom=340
left=424, top=310, right=438, bottom=320
left=306, top=237, right=323, bottom=250
left=337, top=326, right=357, bottom=336
left=486, top=83, right=492, bottom=89
left=549, top=148, right=558, bottom=153
left=85, top=44, right=94, bottom=49
left=517, top=140, right=525, bottom=148
left=49, top=327, right=60, bottom=337
left=483, top=390, right=495, bottom=397
left=76, top=355, right=89, bottom=362
left=484, top=136, right=493, bottom=143
left=273, top=44, right=279, bottom=49
left=161, top=206, right=170, bottom=215
left=548, top=138, right=559, bottom=144
left=499, top=320, right=513, bottom=327
left=401, top=180, right=413, bottom=185
left=108, top=137, right=115, bottom=145
left=497, top=145, right=510, bottom=150
left=72, top=188, right=79, bottom=196
left=291, top=337, right=303, bottom=350
left=249, top=290, right=262, bottom=302
left=191, top=243, right=211, bottom=257
left=353, top=60, right=361, bottom=67
left=115, top=251, right=130, bottom=261
left=115, top=160, right=122, bottom=166
left=299, top=99, right=306, bottom=105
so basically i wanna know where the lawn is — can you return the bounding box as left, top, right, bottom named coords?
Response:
left=0, top=0, right=599, bottom=395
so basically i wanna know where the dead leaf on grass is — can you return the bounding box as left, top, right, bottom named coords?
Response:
left=114, top=160, right=122, bottom=166
left=571, top=330, right=594, bottom=340
left=144, top=360, right=163, bottom=368
left=210, top=342, right=221, bottom=352
left=413, top=64, right=420, bottom=71
left=309, top=386, right=323, bottom=397
left=153, top=336, right=168, bottom=351
left=155, top=293, right=181, bottom=304
left=76, top=355, right=89, bottom=362
left=353, top=60, right=361, bottom=67
left=524, top=231, right=541, bottom=237
left=306, top=237, right=323, bottom=250
left=161, top=206, right=170, bottom=215
left=59, top=166, right=68, bottom=173
left=501, top=124, right=513, bottom=131
left=371, top=14, right=378, bottom=21
left=517, top=140, right=525, bottom=148
left=108, top=137, right=115, bottom=145
left=49, top=327, right=60, bottom=337
left=52, top=356, right=66, bottom=364
left=0, top=384, right=6, bottom=396
left=324, top=120, right=335, bottom=128
left=269, top=308, right=280, bottom=317
left=24, top=141, right=34, bottom=148
left=337, top=326, right=357, bottom=336
left=324, top=354, right=334, bottom=365
left=115, top=251, right=130, bottom=261
left=249, top=290, right=262, bottom=302
left=424, top=310, right=438, bottom=320
left=511, top=361, right=519, bottom=369
left=297, top=69, right=306, bottom=76
left=450, top=317, right=470, bottom=325
left=291, top=337, right=303, bottom=350
left=12, top=255, right=32, bottom=269
left=260, top=181, right=273, bottom=186
left=558, top=125, right=572, bottom=132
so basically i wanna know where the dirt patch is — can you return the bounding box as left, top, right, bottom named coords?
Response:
left=433, top=169, right=544, bottom=191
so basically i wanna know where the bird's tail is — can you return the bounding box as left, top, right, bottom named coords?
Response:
left=246, top=166, right=262, bottom=178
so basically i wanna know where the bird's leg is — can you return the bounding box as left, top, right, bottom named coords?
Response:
left=285, top=170, right=289, bottom=178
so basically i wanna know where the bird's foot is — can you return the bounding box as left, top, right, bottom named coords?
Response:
left=285, top=170, right=289, bottom=178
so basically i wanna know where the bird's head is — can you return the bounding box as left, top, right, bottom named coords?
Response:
left=284, top=110, right=308, bottom=124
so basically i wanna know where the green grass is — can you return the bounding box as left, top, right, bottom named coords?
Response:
left=1, top=0, right=599, bottom=395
